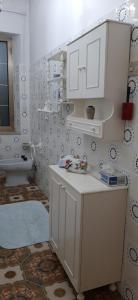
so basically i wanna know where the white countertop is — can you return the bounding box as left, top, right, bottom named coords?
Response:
left=49, top=165, right=128, bottom=194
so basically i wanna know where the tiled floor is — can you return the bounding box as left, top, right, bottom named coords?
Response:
left=0, top=184, right=123, bottom=300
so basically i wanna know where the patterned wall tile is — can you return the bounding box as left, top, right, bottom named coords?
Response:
left=0, top=64, right=30, bottom=159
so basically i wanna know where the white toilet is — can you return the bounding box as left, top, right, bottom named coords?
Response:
left=0, top=158, right=33, bottom=186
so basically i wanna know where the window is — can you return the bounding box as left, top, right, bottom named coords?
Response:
left=0, top=39, right=14, bottom=132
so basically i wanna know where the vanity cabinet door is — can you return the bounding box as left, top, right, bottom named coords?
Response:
left=50, top=170, right=82, bottom=291
left=63, top=190, right=81, bottom=287
left=83, top=22, right=107, bottom=98
left=50, top=176, right=61, bottom=252
left=58, top=185, right=66, bottom=261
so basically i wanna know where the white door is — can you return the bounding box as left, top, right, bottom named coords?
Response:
left=50, top=177, right=61, bottom=251
left=67, top=38, right=83, bottom=99
left=82, top=23, right=107, bottom=98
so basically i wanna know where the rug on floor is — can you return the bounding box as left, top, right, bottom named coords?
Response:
left=0, top=200, right=49, bottom=249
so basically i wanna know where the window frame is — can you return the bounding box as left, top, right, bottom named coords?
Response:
left=0, top=38, right=14, bottom=133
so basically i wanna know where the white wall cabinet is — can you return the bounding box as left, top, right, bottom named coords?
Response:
left=66, top=20, right=131, bottom=140
left=49, top=165, right=127, bottom=299
left=67, top=20, right=130, bottom=99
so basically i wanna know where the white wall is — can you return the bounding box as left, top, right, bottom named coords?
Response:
left=3, top=0, right=28, bottom=13
left=0, top=0, right=29, bottom=65
left=29, top=0, right=123, bottom=63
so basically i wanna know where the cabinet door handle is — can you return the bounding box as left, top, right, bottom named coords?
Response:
left=77, top=65, right=86, bottom=70
left=77, top=66, right=82, bottom=70
left=91, top=127, right=96, bottom=132
left=61, top=185, right=65, bottom=190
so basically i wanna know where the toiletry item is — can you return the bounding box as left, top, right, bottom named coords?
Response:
left=86, top=105, right=95, bottom=119
left=58, top=155, right=74, bottom=168
left=65, top=157, right=88, bottom=174
left=58, top=155, right=88, bottom=174
left=100, top=169, right=127, bottom=186
left=121, top=86, right=134, bottom=120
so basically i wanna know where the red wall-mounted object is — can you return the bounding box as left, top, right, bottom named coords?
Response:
left=122, top=102, right=134, bottom=120
left=121, top=86, right=134, bottom=120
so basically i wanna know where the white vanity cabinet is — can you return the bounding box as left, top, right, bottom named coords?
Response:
left=49, top=165, right=127, bottom=298
left=50, top=170, right=81, bottom=287
left=67, top=20, right=131, bottom=99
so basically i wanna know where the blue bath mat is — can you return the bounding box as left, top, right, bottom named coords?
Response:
left=0, top=201, right=49, bottom=249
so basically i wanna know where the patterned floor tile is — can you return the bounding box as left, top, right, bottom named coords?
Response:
left=9, top=194, right=25, bottom=202
left=26, top=185, right=39, bottom=191
left=41, top=199, right=49, bottom=206
left=0, top=265, right=23, bottom=285
left=0, top=247, right=31, bottom=269
left=0, top=187, right=6, bottom=196
left=0, top=281, right=48, bottom=300
left=0, top=188, right=9, bottom=204
left=41, top=199, right=49, bottom=211
left=29, top=242, right=50, bottom=254
left=6, top=185, right=29, bottom=196
left=23, top=190, right=47, bottom=201
left=45, top=281, right=76, bottom=300
left=22, top=250, right=66, bottom=286
left=0, top=199, right=9, bottom=205
left=85, top=286, right=123, bottom=299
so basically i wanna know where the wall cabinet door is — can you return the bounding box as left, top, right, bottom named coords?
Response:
left=50, top=177, right=61, bottom=251
left=67, top=22, right=107, bottom=99
left=67, top=38, right=83, bottom=99
left=83, top=23, right=107, bottom=98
